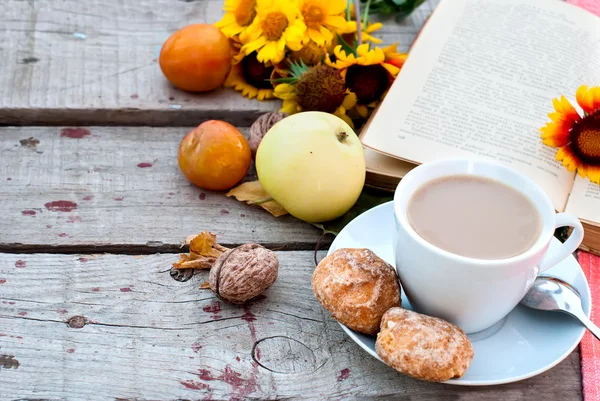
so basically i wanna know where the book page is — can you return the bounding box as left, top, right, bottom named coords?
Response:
left=361, top=0, right=600, bottom=211
left=364, top=145, right=415, bottom=178
left=565, top=177, right=600, bottom=225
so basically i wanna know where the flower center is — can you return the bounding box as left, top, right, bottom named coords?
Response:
left=235, top=0, right=256, bottom=26
left=288, top=42, right=326, bottom=66
left=345, top=64, right=389, bottom=104
left=302, top=4, right=325, bottom=28
left=570, top=110, right=600, bottom=166
left=296, top=65, right=346, bottom=113
left=262, top=12, right=288, bottom=40
left=242, top=52, right=274, bottom=89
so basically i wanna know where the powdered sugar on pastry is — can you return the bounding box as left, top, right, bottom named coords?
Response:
left=312, top=248, right=401, bottom=335
left=375, top=307, right=474, bottom=382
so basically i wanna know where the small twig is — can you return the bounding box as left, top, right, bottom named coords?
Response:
left=354, top=0, right=363, bottom=46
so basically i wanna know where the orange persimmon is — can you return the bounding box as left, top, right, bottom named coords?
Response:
left=178, top=120, right=251, bottom=191
left=159, top=24, right=232, bottom=93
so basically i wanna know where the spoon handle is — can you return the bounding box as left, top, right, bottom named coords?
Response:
left=577, top=312, right=600, bottom=341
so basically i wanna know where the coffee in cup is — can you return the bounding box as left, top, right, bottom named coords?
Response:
left=393, top=158, right=584, bottom=334
left=406, top=174, right=542, bottom=260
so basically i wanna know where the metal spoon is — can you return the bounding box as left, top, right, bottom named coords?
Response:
left=520, top=275, right=599, bottom=341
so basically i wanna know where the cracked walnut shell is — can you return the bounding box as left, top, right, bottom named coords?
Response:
left=312, top=248, right=402, bottom=335
left=209, top=243, right=278, bottom=304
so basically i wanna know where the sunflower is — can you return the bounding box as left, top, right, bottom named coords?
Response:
left=299, top=0, right=355, bottom=46
left=541, top=85, right=600, bottom=184
left=273, top=62, right=357, bottom=127
left=224, top=51, right=276, bottom=100
left=215, top=0, right=257, bottom=40
left=327, top=43, right=400, bottom=117
left=239, top=0, right=306, bottom=64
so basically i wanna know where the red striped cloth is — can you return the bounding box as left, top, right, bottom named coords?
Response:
left=579, top=252, right=600, bottom=401
left=562, top=0, right=600, bottom=397
left=567, top=0, right=600, bottom=17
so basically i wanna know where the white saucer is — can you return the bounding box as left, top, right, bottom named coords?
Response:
left=328, top=201, right=591, bottom=386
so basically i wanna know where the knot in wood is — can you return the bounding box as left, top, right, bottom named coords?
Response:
left=67, top=315, right=86, bottom=329
left=0, top=354, right=20, bottom=369
left=252, top=336, right=319, bottom=374
left=170, top=267, right=194, bottom=282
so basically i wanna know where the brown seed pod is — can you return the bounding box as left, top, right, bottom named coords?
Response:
left=209, top=243, right=279, bottom=304
left=249, top=112, right=287, bottom=158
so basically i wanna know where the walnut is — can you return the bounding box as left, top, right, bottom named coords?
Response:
left=249, top=112, right=287, bottom=158
left=209, top=243, right=279, bottom=304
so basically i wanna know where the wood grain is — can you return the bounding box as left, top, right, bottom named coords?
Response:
left=0, top=126, right=326, bottom=252
left=0, top=251, right=583, bottom=400
left=0, top=0, right=438, bottom=126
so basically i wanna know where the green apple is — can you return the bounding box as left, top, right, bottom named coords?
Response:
left=255, top=111, right=366, bottom=223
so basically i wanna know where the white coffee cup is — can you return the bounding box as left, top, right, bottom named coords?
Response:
left=393, top=158, right=584, bottom=334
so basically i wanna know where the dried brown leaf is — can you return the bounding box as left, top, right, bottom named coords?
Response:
left=226, top=181, right=288, bottom=217
left=200, top=281, right=211, bottom=289
left=189, top=231, right=218, bottom=256
left=173, top=231, right=228, bottom=270
left=172, top=259, right=214, bottom=270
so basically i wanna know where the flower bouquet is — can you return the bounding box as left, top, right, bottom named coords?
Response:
left=214, top=0, right=409, bottom=128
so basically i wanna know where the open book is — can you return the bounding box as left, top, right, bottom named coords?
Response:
left=359, top=0, right=600, bottom=255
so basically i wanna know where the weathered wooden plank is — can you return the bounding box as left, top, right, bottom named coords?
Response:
left=0, top=252, right=582, bottom=400
left=0, top=126, right=326, bottom=251
left=0, top=0, right=437, bottom=126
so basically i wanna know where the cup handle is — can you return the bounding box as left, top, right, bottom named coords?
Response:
left=538, top=213, right=584, bottom=272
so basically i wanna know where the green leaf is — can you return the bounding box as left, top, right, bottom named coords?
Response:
left=310, top=188, right=393, bottom=236
left=361, top=0, right=427, bottom=19
left=335, top=33, right=358, bottom=58
left=270, top=77, right=297, bottom=84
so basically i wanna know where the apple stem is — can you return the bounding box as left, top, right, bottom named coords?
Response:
left=337, top=131, right=348, bottom=142
left=248, top=196, right=273, bottom=205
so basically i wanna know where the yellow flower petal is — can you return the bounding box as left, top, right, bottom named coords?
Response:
left=355, top=104, right=369, bottom=118
left=556, top=146, right=579, bottom=171
left=553, top=95, right=578, bottom=117
left=308, top=27, right=326, bottom=45
left=342, top=92, right=357, bottom=110
left=366, top=22, right=383, bottom=32
left=257, top=39, right=284, bottom=63
left=382, top=62, right=400, bottom=77
left=273, top=83, right=296, bottom=99
left=215, top=13, right=236, bottom=28
left=285, top=19, right=307, bottom=50
left=241, top=36, right=267, bottom=55
left=319, top=26, right=333, bottom=43
left=585, top=166, right=600, bottom=185
left=362, top=32, right=382, bottom=44
left=328, top=0, right=347, bottom=14
left=576, top=85, right=600, bottom=115
left=540, top=123, right=569, bottom=148
left=324, top=15, right=348, bottom=29
left=281, top=98, right=300, bottom=114
left=240, top=20, right=262, bottom=43
left=224, top=61, right=275, bottom=101
left=334, top=107, right=355, bottom=128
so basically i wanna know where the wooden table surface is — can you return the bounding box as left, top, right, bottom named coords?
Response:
left=0, top=0, right=584, bottom=400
